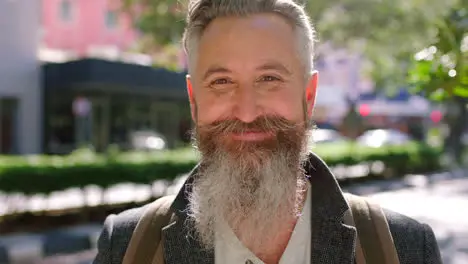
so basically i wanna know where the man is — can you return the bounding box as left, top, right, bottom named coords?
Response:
left=93, top=0, right=442, bottom=263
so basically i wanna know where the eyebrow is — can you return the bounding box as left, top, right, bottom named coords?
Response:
left=256, top=61, right=292, bottom=76
left=202, top=61, right=292, bottom=81
left=202, top=66, right=231, bottom=81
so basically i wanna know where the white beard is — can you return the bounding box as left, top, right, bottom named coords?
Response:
left=187, top=148, right=308, bottom=251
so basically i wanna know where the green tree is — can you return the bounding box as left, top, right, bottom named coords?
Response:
left=308, top=0, right=457, bottom=92
left=119, top=0, right=187, bottom=69
left=408, top=2, right=468, bottom=164
left=121, top=0, right=186, bottom=46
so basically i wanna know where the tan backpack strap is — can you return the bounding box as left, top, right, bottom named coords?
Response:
left=151, top=233, right=168, bottom=264
left=122, top=195, right=176, bottom=264
left=344, top=193, right=400, bottom=264
left=343, top=209, right=366, bottom=264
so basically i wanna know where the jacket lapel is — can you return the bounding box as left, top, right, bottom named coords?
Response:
left=162, top=218, right=214, bottom=264
left=162, top=165, right=215, bottom=264
left=310, top=217, right=356, bottom=264
left=307, top=154, right=357, bottom=264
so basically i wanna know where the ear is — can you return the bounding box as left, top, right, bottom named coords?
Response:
left=305, top=71, right=318, bottom=118
left=186, top=75, right=197, bottom=121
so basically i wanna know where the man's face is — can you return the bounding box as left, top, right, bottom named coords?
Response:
left=185, top=14, right=318, bottom=249
left=187, top=13, right=317, bottom=160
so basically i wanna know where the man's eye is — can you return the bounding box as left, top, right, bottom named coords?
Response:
left=209, top=78, right=235, bottom=93
left=260, top=75, right=280, bottom=82
left=211, top=78, right=230, bottom=85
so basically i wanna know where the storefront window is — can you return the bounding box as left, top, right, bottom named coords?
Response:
left=0, top=98, right=19, bottom=154
left=46, top=97, right=75, bottom=154
left=109, top=96, right=154, bottom=149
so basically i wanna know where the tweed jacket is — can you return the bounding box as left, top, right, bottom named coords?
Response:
left=93, top=153, right=442, bottom=264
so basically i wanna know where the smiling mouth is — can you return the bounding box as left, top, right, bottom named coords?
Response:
left=229, top=131, right=274, bottom=141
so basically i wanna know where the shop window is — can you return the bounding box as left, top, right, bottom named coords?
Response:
left=0, top=98, right=18, bottom=154
left=105, top=10, right=119, bottom=29
left=59, top=0, right=73, bottom=22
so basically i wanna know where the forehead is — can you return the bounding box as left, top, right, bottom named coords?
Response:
left=193, top=14, right=301, bottom=78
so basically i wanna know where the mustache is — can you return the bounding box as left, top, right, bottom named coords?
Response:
left=197, top=115, right=303, bottom=134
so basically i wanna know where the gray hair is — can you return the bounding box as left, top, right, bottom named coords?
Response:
left=182, top=0, right=316, bottom=77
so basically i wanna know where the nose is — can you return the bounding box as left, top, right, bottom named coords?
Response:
left=233, top=87, right=261, bottom=123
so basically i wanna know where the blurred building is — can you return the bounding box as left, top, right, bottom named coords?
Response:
left=43, top=58, right=191, bottom=154
left=311, top=44, right=437, bottom=137
left=37, top=0, right=191, bottom=154
left=0, top=0, right=42, bottom=154
left=40, top=0, right=139, bottom=57
left=355, top=89, right=433, bottom=140
left=312, top=44, right=375, bottom=128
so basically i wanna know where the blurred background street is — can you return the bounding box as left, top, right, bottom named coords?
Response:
left=2, top=170, right=467, bottom=264
left=0, top=0, right=467, bottom=263
left=349, top=170, right=468, bottom=264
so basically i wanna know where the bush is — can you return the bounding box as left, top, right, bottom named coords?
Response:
left=0, top=143, right=441, bottom=195
left=316, top=142, right=442, bottom=176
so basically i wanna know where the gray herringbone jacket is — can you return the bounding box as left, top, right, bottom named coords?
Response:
left=93, top=154, right=443, bottom=264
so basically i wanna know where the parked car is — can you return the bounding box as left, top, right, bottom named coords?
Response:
left=356, top=129, right=411, bottom=148
left=129, top=130, right=167, bottom=151
left=310, top=128, right=348, bottom=144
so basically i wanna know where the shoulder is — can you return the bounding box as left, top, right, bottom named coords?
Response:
left=93, top=205, right=147, bottom=264
left=93, top=195, right=175, bottom=264
left=108, top=205, right=148, bottom=248
left=382, top=208, right=442, bottom=264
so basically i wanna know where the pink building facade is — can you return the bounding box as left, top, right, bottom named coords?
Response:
left=41, top=0, right=139, bottom=56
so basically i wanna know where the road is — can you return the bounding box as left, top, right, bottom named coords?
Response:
left=345, top=170, right=468, bottom=264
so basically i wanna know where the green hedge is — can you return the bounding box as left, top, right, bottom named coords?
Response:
left=316, top=142, right=442, bottom=176
left=0, top=143, right=442, bottom=195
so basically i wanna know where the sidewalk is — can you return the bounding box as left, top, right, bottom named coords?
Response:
left=0, top=225, right=101, bottom=264
left=35, top=249, right=96, bottom=264
left=347, top=169, right=468, bottom=264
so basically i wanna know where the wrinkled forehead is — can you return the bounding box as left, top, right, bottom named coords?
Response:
left=192, top=14, right=302, bottom=81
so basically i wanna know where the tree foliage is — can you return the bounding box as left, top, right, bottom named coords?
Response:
left=120, top=0, right=187, bottom=45
left=405, top=0, right=467, bottom=164
left=408, top=1, right=468, bottom=100
left=309, top=0, right=457, bottom=92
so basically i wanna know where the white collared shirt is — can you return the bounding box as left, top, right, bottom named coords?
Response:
left=215, top=187, right=312, bottom=264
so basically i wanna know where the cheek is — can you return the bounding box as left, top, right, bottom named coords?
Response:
left=264, top=90, right=304, bottom=121
left=195, top=95, right=233, bottom=124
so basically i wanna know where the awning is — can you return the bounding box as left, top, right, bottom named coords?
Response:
left=42, top=58, right=188, bottom=99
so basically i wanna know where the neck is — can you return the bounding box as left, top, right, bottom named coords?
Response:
left=237, top=183, right=310, bottom=264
